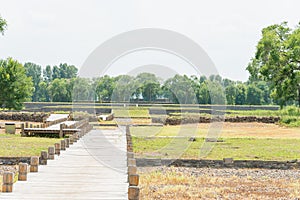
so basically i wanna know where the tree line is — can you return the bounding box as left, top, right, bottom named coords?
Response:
left=1, top=16, right=299, bottom=109
left=0, top=57, right=274, bottom=108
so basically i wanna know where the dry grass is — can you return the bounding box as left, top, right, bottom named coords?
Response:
left=139, top=167, right=300, bottom=200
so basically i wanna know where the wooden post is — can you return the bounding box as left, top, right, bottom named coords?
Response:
left=65, top=138, right=70, bottom=148
left=128, top=158, right=136, bottom=166
left=54, top=143, right=61, bottom=155
left=128, top=165, right=137, bottom=175
left=18, top=163, right=28, bottom=181
left=128, top=186, right=140, bottom=200
left=29, top=124, right=32, bottom=128
left=69, top=135, right=74, bottom=145
left=40, top=150, right=48, bottom=165
left=127, top=152, right=134, bottom=159
left=129, top=174, right=139, bottom=186
left=2, top=172, right=14, bottom=192
left=21, top=123, right=25, bottom=136
left=59, top=124, right=63, bottom=138
left=48, top=146, right=55, bottom=160
left=30, top=156, right=39, bottom=172
left=61, top=140, right=66, bottom=150
left=25, top=122, right=28, bottom=128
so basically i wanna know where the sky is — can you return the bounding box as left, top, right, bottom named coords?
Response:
left=0, top=0, right=299, bottom=81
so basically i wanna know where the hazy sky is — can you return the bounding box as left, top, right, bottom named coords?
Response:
left=0, top=0, right=299, bottom=81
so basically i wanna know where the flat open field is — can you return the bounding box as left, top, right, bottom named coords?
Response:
left=139, top=166, right=300, bottom=200
left=131, top=123, right=300, bottom=161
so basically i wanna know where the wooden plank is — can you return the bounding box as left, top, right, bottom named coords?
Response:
left=1, top=129, right=128, bottom=200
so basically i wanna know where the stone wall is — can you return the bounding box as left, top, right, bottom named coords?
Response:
left=0, top=157, right=31, bottom=165
left=152, top=116, right=280, bottom=125
left=136, top=158, right=300, bottom=170
left=0, top=113, right=48, bottom=122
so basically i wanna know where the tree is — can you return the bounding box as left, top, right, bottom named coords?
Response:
left=135, top=73, right=161, bottom=101
left=59, top=63, right=78, bottom=79
left=247, top=22, right=300, bottom=107
left=246, top=84, right=263, bottom=105
left=163, top=75, right=197, bottom=104
left=235, top=83, right=247, bottom=105
left=43, top=65, right=52, bottom=83
left=73, top=77, right=94, bottom=101
left=47, top=78, right=71, bottom=102
left=0, top=58, right=33, bottom=109
left=0, top=15, right=7, bottom=35
left=198, top=81, right=211, bottom=104
left=95, top=75, right=116, bottom=102
left=24, top=62, right=42, bottom=101
left=225, top=84, right=237, bottom=105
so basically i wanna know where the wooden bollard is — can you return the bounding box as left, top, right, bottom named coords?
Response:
left=30, top=156, right=39, bottom=172
left=128, top=186, right=140, bottom=200
left=129, top=174, right=139, bottom=186
left=21, top=123, right=25, bottom=136
left=127, top=152, right=134, bottom=159
left=54, top=143, right=61, bottom=155
left=25, top=122, right=28, bottom=128
left=61, top=140, right=66, bottom=150
left=69, top=135, right=74, bottom=145
left=128, top=158, right=136, bottom=166
left=128, top=165, right=137, bottom=175
left=18, top=163, right=28, bottom=181
left=65, top=138, right=70, bottom=148
left=2, top=172, right=14, bottom=192
left=48, top=146, right=55, bottom=159
left=40, top=150, right=48, bottom=165
left=59, top=124, right=63, bottom=138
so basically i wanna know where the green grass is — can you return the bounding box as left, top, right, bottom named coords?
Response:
left=132, top=137, right=300, bottom=161
left=0, top=134, right=61, bottom=157
left=113, top=108, right=150, bottom=118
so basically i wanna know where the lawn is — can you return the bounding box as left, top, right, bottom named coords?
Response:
left=0, top=134, right=61, bottom=157
left=132, top=137, right=300, bottom=161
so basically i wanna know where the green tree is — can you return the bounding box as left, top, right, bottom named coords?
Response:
left=198, top=81, right=211, bottom=104
left=47, top=78, right=71, bottom=102
left=59, top=63, right=78, bottom=79
left=0, top=15, right=7, bottom=35
left=225, top=84, right=237, bottom=105
left=0, top=58, right=33, bottom=109
left=247, top=22, right=300, bottom=107
left=95, top=75, right=116, bottom=102
left=37, top=81, right=50, bottom=102
left=43, top=65, right=52, bottom=83
left=246, top=84, right=263, bottom=105
left=235, top=83, right=247, bottom=105
left=73, top=78, right=94, bottom=101
left=24, top=62, right=42, bottom=101
left=163, top=75, right=197, bottom=104
left=135, top=73, right=161, bottom=101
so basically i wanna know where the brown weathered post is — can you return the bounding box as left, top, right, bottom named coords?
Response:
left=48, top=146, right=55, bottom=160
left=54, top=143, right=61, bottom=155
left=18, top=163, right=28, bottom=181
left=29, top=124, right=32, bottom=128
left=129, top=174, right=139, bottom=186
left=65, top=138, right=70, bottom=148
left=127, top=152, right=134, bottom=159
left=61, top=140, right=66, bottom=150
left=128, top=186, right=140, bottom=200
left=30, top=156, right=39, bottom=172
left=128, top=158, right=136, bottom=166
left=69, top=135, right=74, bottom=145
left=59, top=123, right=63, bottom=138
left=40, top=150, right=48, bottom=165
left=21, top=123, right=25, bottom=136
left=2, top=172, right=14, bottom=192
left=128, top=165, right=137, bottom=175
left=25, top=122, right=28, bottom=128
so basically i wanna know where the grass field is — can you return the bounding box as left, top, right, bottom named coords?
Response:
left=139, top=167, right=300, bottom=199
left=131, top=123, right=300, bottom=161
left=0, top=134, right=61, bottom=157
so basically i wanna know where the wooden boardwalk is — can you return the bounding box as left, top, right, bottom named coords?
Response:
left=1, top=129, right=128, bottom=200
